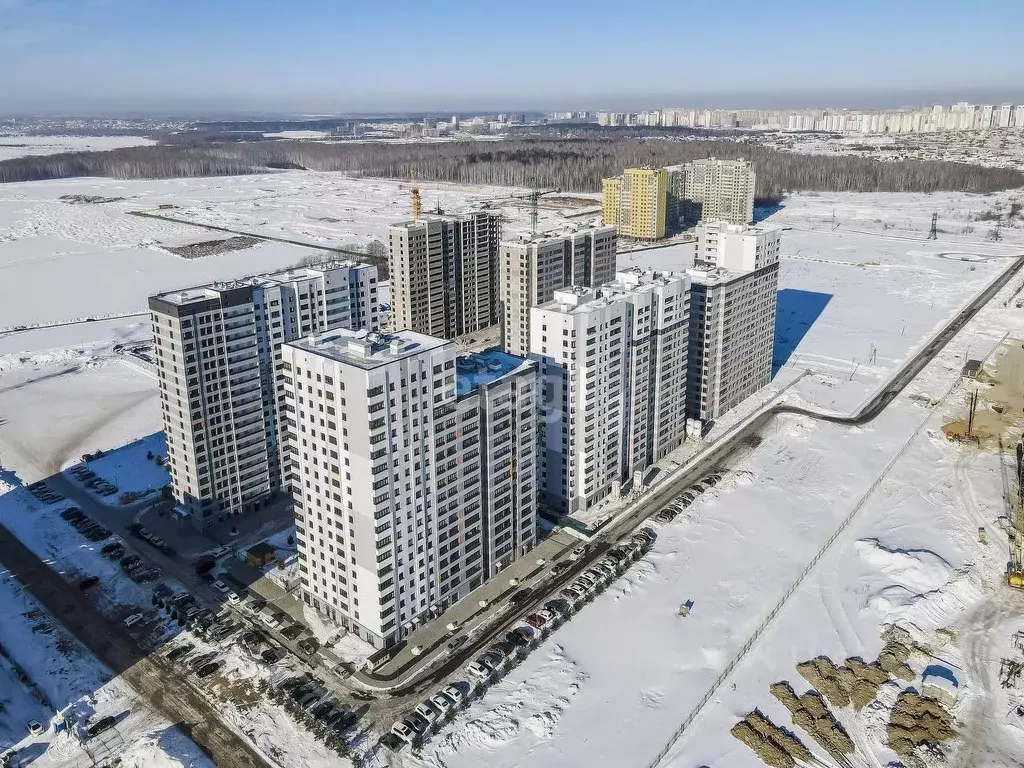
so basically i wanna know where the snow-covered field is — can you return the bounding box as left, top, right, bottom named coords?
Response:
left=0, top=173, right=592, bottom=328
left=0, top=135, right=158, bottom=162
left=2, top=172, right=1024, bottom=767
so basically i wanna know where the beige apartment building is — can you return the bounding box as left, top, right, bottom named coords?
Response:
left=667, top=158, right=756, bottom=228
left=387, top=211, right=501, bottom=339
left=498, top=225, right=617, bottom=356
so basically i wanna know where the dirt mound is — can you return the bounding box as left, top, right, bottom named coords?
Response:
left=731, top=709, right=813, bottom=768
left=797, top=636, right=915, bottom=711
left=887, top=691, right=955, bottom=756
left=771, top=681, right=855, bottom=765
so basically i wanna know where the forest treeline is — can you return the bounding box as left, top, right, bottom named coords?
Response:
left=0, top=137, right=1020, bottom=196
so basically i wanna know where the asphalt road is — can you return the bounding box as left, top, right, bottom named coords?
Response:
left=0, top=521, right=271, bottom=768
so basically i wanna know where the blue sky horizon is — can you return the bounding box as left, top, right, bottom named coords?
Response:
left=2, top=0, right=1022, bottom=115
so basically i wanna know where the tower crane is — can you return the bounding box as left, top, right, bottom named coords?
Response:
left=511, top=186, right=561, bottom=235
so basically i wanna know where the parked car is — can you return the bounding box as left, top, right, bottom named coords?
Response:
left=505, top=628, right=531, bottom=647
left=405, top=714, right=429, bottom=734
left=60, top=507, right=83, bottom=521
left=196, top=661, right=220, bottom=678
left=429, top=691, right=455, bottom=714
left=551, top=561, right=573, bottom=575
left=188, top=652, right=217, bottom=670
left=86, top=716, right=116, bottom=738
left=210, top=546, right=231, bottom=559
left=281, top=624, right=304, bottom=640
left=413, top=701, right=439, bottom=725
left=446, top=635, right=467, bottom=653
left=568, top=545, right=589, bottom=562
left=166, top=643, right=194, bottom=662
left=210, top=580, right=231, bottom=595
left=441, top=684, right=464, bottom=706
left=27, top=719, right=45, bottom=736
left=526, top=611, right=553, bottom=629
left=122, top=613, right=144, bottom=628
left=391, top=720, right=415, bottom=744
left=261, top=647, right=283, bottom=664
left=226, top=591, right=242, bottom=605
left=509, top=587, right=532, bottom=605
left=466, top=661, right=491, bottom=680
left=655, top=510, right=675, bottom=524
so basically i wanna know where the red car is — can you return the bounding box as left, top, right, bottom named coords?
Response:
left=526, top=610, right=553, bottom=629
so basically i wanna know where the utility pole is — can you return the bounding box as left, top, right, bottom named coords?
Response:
left=928, top=212, right=938, bottom=240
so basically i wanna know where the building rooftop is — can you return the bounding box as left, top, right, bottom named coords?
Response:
left=455, top=348, right=531, bottom=397
left=154, top=286, right=226, bottom=306
left=686, top=264, right=747, bottom=286
left=541, top=269, right=686, bottom=313
left=262, top=260, right=368, bottom=284
left=287, top=328, right=449, bottom=369
left=152, top=260, right=371, bottom=306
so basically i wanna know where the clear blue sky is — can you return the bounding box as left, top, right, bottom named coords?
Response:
left=1, top=0, right=1022, bottom=115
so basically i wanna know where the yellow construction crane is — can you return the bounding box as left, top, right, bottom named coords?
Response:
left=411, top=179, right=422, bottom=220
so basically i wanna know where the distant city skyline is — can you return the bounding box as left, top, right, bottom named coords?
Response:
left=1, top=0, right=1022, bottom=114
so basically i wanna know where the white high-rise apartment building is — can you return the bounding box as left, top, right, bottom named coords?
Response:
left=498, top=225, right=617, bottom=356
left=387, top=211, right=501, bottom=339
left=695, top=220, right=782, bottom=272
left=531, top=269, right=689, bottom=515
left=281, top=330, right=536, bottom=648
left=149, top=261, right=378, bottom=529
left=686, top=236, right=779, bottom=423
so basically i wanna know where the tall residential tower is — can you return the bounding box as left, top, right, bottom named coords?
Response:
left=498, top=225, right=617, bottom=356
left=387, top=211, right=502, bottom=339
left=531, top=269, right=689, bottom=515
left=282, top=330, right=537, bottom=648
left=149, top=261, right=378, bottom=529
left=602, top=168, right=669, bottom=241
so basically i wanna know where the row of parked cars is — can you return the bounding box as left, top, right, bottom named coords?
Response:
left=68, top=464, right=117, bottom=497
left=27, top=481, right=64, bottom=504
left=274, top=674, right=361, bottom=731
left=654, top=471, right=723, bottom=524
left=59, top=506, right=112, bottom=542
left=386, top=528, right=656, bottom=750
left=130, top=523, right=174, bottom=556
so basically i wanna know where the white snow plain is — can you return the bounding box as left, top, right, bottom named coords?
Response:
left=0, top=135, right=158, bottom=162
left=1, top=174, right=1024, bottom=768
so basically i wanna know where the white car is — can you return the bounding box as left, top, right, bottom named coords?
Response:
left=211, top=546, right=231, bottom=559
left=391, top=720, right=415, bottom=744
left=442, top=684, right=464, bottom=706
left=568, top=545, right=588, bottom=562
left=27, top=719, right=45, bottom=736
left=211, top=580, right=231, bottom=595
left=414, top=702, right=439, bottom=724
left=123, top=612, right=144, bottom=628
left=429, top=692, right=454, bottom=714
left=226, top=591, right=241, bottom=604
left=467, top=661, right=491, bottom=680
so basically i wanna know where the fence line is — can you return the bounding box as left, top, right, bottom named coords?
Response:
left=645, top=372, right=963, bottom=768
